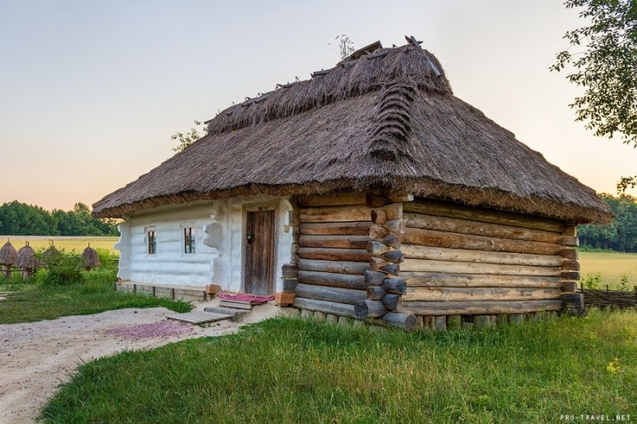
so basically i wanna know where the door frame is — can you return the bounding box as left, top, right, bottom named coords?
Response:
left=241, top=201, right=279, bottom=295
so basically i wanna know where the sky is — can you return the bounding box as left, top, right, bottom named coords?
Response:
left=1, top=0, right=635, bottom=212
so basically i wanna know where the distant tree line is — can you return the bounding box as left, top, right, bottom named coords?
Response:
left=0, top=201, right=118, bottom=236
left=579, top=194, right=637, bottom=252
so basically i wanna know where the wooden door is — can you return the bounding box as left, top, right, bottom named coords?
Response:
left=244, top=210, right=276, bottom=295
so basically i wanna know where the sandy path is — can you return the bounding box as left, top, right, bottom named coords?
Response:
left=0, top=302, right=280, bottom=423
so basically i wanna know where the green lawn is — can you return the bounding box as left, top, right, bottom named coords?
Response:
left=41, top=310, right=637, bottom=423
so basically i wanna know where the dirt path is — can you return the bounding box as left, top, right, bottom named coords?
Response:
left=0, top=303, right=280, bottom=423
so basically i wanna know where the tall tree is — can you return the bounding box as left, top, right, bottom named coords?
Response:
left=552, top=0, right=637, bottom=191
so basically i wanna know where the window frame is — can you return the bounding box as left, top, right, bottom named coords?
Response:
left=146, top=227, right=157, bottom=255
left=183, top=226, right=195, bottom=254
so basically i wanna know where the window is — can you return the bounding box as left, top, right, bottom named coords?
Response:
left=147, top=229, right=157, bottom=255
left=184, top=227, right=195, bottom=254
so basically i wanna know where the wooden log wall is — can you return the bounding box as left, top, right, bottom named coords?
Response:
left=292, top=191, right=417, bottom=331
left=400, top=198, right=573, bottom=318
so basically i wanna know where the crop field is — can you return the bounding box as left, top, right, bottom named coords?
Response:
left=2, top=236, right=119, bottom=255
left=579, top=251, right=637, bottom=289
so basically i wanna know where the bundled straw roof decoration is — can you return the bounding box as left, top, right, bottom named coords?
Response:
left=81, top=245, right=100, bottom=270
left=15, top=245, right=39, bottom=270
left=93, top=41, right=612, bottom=224
left=0, top=241, right=18, bottom=266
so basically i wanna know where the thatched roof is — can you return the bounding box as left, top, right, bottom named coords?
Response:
left=0, top=241, right=18, bottom=266
left=93, top=40, right=612, bottom=224
left=80, top=245, right=100, bottom=270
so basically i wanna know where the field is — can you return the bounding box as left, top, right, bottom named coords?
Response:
left=579, top=251, right=637, bottom=289
left=2, top=236, right=119, bottom=255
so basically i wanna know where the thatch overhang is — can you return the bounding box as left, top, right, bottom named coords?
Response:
left=93, top=42, right=612, bottom=224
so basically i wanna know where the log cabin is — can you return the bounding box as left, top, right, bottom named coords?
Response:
left=93, top=39, right=612, bottom=331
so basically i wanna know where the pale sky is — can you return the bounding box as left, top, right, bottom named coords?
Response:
left=1, top=0, right=635, bottom=212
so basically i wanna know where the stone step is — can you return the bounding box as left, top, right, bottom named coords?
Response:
left=204, top=306, right=250, bottom=321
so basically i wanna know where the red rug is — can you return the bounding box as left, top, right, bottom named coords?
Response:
left=218, top=293, right=275, bottom=303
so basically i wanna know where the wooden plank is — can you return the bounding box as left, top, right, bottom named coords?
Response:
left=297, top=270, right=367, bottom=290
left=298, top=259, right=368, bottom=275
left=295, top=283, right=367, bottom=304
left=300, top=206, right=373, bottom=223
left=297, top=192, right=367, bottom=208
left=401, top=272, right=560, bottom=288
left=298, top=247, right=371, bottom=262
left=300, top=222, right=372, bottom=235
left=403, top=227, right=562, bottom=255
left=299, top=235, right=369, bottom=249
left=293, top=297, right=356, bottom=317
left=401, top=258, right=561, bottom=277
left=404, top=199, right=565, bottom=233
left=404, top=212, right=564, bottom=243
left=401, top=299, right=563, bottom=315
left=404, top=287, right=562, bottom=302
left=402, top=244, right=562, bottom=267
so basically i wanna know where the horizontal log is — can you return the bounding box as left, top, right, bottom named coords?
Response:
left=401, top=258, right=561, bottom=277
left=560, top=248, right=579, bottom=261
left=354, top=299, right=388, bottom=319
left=293, top=297, right=356, bottom=317
left=388, top=191, right=414, bottom=202
left=370, top=257, right=390, bottom=271
left=384, top=219, right=404, bottom=234
left=297, top=192, right=366, bottom=208
left=401, top=299, right=563, bottom=315
left=403, top=227, right=562, bottom=255
left=300, top=206, right=373, bottom=223
left=366, top=192, right=393, bottom=208
left=299, top=235, right=369, bottom=249
left=561, top=271, right=580, bottom=280
left=561, top=281, right=577, bottom=293
left=404, top=212, right=564, bottom=244
left=295, top=283, right=367, bottom=304
left=381, top=264, right=400, bottom=275
left=383, top=234, right=400, bottom=249
left=381, top=278, right=407, bottom=295
left=382, top=250, right=404, bottom=264
left=298, top=259, right=369, bottom=275
left=297, top=270, right=367, bottom=290
left=402, top=244, right=562, bottom=267
left=298, top=247, right=371, bottom=262
left=369, top=224, right=389, bottom=240
left=367, top=241, right=390, bottom=255
left=367, top=286, right=386, bottom=300
left=282, top=279, right=298, bottom=292
left=561, top=259, right=580, bottom=271
left=381, top=294, right=402, bottom=310
left=371, top=209, right=387, bottom=225
left=401, top=272, right=561, bottom=288
left=364, top=270, right=387, bottom=286
left=404, top=199, right=565, bottom=233
left=300, top=222, right=372, bottom=235
left=403, top=287, right=562, bottom=302
left=383, top=203, right=403, bottom=221
left=563, top=224, right=577, bottom=237
left=562, top=236, right=579, bottom=247
left=381, top=312, right=417, bottom=332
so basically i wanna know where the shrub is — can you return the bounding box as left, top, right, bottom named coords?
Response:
left=40, top=249, right=85, bottom=287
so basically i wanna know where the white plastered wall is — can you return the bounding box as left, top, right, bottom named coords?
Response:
left=115, top=196, right=293, bottom=292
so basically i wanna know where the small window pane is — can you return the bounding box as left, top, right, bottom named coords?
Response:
left=184, top=227, right=195, bottom=254
left=148, top=230, right=157, bottom=255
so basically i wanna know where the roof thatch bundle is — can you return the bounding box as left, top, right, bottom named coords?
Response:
left=15, top=244, right=39, bottom=270
left=80, top=245, right=100, bottom=270
left=92, top=40, right=612, bottom=224
left=0, top=241, right=18, bottom=266
left=42, top=243, right=60, bottom=266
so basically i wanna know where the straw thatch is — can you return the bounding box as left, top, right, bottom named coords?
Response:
left=92, top=41, right=612, bottom=224
left=42, top=243, right=60, bottom=266
left=80, top=245, right=100, bottom=270
left=0, top=241, right=18, bottom=266
left=15, top=245, right=39, bottom=270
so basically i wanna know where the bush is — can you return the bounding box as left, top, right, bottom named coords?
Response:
left=40, top=249, right=85, bottom=287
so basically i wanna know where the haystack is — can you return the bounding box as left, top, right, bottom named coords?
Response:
left=80, top=244, right=100, bottom=270
left=42, top=242, right=61, bottom=266
left=15, top=244, right=40, bottom=280
left=0, top=241, right=18, bottom=278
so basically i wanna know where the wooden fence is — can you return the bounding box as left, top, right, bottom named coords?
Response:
left=580, top=283, right=637, bottom=309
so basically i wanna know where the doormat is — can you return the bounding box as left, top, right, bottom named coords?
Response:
left=218, top=293, right=275, bottom=303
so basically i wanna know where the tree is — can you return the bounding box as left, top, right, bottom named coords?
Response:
left=552, top=0, right=637, bottom=191
left=172, top=120, right=209, bottom=153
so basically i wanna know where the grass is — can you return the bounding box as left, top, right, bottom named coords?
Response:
left=40, top=310, right=637, bottom=423
left=0, top=270, right=191, bottom=325
left=579, top=251, right=637, bottom=289
left=2, top=235, right=119, bottom=255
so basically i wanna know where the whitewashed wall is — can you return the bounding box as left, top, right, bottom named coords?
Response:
left=115, top=196, right=293, bottom=293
